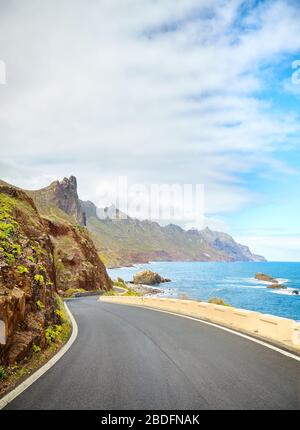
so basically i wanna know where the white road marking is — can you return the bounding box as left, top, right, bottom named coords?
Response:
left=104, top=300, right=300, bottom=363
left=0, top=302, right=78, bottom=409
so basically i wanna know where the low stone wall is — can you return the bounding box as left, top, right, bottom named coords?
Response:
left=100, top=296, right=300, bottom=353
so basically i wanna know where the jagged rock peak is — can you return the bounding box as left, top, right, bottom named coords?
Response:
left=34, top=176, right=86, bottom=226
left=50, top=175, right=77, bottom=190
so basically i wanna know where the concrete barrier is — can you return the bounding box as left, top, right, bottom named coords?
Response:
left=292, top=322, right=300, bottom=346
left=100, top=295, right=300, bottom=353
left=257, top=314, right=294, bottom=342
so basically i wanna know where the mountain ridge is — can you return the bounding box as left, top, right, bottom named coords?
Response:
left=0, top=177, right=266, bottom=267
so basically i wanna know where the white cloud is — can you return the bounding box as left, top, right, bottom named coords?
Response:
left=0, top=0, right=300, bottom=220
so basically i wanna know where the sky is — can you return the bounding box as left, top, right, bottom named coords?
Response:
left=0, top=0, right=300, bottom=261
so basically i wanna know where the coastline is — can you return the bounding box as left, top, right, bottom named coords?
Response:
left=126, top=282, right=176, bottom=297
left=108, top=261, right=300, bottom=322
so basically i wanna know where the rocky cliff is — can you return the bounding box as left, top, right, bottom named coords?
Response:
left=45, top=218, right=112, bottom=294
left=0, top=186, right=58, bottom=364
left=0, top=183, right=111, bottom=365
left=28, top=176, right=86, bottom=226
left=200, top=227, right=265, bottom=262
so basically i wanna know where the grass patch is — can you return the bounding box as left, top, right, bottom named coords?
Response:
left=0, top=366, right=8, bottom=381
left=63, top=288, right=86, bottom=298
left=123, top=289, right=141, bottom=297
left=102, top=289, right=117, bottom=296
left=208, top=297, right=231, bottom=306
left=104, top=281, right=142, bottom=297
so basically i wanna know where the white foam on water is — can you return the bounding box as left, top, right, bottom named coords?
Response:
left=270, top=288, right=299, bottom=296
left=223, top=277, right=247, bottom=283
left=246, top=277, right=273, bottom=285
left=217, top=282, right=266, bottom=290
left=275, top=278, right=289, bottom=284
left=154, top=288, right=178, bottom=297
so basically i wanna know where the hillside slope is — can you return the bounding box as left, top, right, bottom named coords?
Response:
left=0, top=183, right=111, bottom=365
left=81, top=200, right=266, bottom=267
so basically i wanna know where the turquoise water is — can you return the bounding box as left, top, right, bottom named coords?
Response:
left=108, top=262, right=300, bottom=321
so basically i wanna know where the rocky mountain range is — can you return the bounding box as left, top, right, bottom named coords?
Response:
left=3, top=176, right=265, bottom=267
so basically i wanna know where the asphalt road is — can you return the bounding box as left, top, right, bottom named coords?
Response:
left=5, top=297, right=300, bottom=409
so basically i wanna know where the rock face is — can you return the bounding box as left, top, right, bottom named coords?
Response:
left=0, top=185, right=58, bottom=364
left=255, top=273, right=277, bottom=283
left=45, top=219, right=112, bottom=293
left=266, top=284, right=286, bottom=289
left=201, top=227, right=266, bottom=262
left=0, top=184, right=112, bottom=365
left=29, top=176, right=86, bottom=226
left=255, top=272, right=287, bottom=290
left=133, top=270, right=171, bottom=285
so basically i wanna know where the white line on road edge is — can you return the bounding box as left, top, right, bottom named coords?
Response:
left=0, top=302, right=78, bottom=409
left=103, top=301, right=300, bottom=363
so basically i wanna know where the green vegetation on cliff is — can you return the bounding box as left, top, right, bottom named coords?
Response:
left=0, top=183, right=111, bottom=370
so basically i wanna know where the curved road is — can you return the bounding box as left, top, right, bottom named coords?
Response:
left=5, top=297, right=300, bottom=409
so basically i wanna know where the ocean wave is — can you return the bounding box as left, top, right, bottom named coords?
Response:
left=223, top=277, right=248, bottom=283
left=154, top=288, right=178, bottom=297
left=217, top=282, right=266, bottom=290
left=275, top=278, right=289, bottom=284
left=246, top=277, right=273, bottom=285
left=269, top=288, right=299, bottom=296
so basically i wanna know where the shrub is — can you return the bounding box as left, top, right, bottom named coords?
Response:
left=123, top=289, right=140, bottom=297
left=208, top=297, right=230, bottom=306
left=36, top=300, right=45, bottom=310
left=113, top=279, right=127, bottom=289
left=75, top=225, right=86, bottom=233
left=55, top=309, right=64, bottom=319
left=102, top=289, right=116, bottom=296
left=32, top=344, right=41, bottom=354
left=27, top=255, right=35, bottom=263
left=45, top=325, right=63, bottom=344
left=0, top=221, right=16, bottom=239
left=17, top=265, right=29, bottom=274
left=4, top=252, right=15, bottom=265
left=0, top=366, right=8, bottom=381
left=38, top=264, right=46, bottom=273
left=11, top=244, right=21, bottom=255
left=34, top=274, right=44, bottom=286
left=63, top=288, right=86, bottom=297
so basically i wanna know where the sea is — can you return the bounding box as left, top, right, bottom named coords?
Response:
left=108, top=261, right=300, bottom=322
